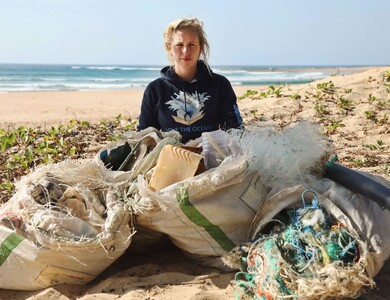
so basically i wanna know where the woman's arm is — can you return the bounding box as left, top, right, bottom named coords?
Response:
left=218, top=77, right=244, bottom=130
left=137, top=86, right=160, bottom=131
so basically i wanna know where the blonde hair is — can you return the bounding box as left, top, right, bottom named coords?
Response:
left=164, top=17, right=210, bottom=67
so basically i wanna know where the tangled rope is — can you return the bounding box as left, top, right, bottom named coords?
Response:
left=235, top=190, right=374, bottom=299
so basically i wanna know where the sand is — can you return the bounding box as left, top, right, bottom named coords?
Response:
left=0, top=67, right=389, bottom=299
left=0, top=86, right=260, bottom=129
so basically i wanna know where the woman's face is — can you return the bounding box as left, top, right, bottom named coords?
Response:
left=170, top=29, right=201, bottom=72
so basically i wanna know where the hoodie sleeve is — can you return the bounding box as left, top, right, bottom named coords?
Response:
left=137, top=84, right=160, bottom=131
left=218, top=77, right=244, bottom=130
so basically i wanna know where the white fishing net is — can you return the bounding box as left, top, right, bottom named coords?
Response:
left=226, top=122, right=333, bottom=190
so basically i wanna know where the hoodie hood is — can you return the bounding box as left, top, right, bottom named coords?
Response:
left=160, top=60, right=212, bottom=83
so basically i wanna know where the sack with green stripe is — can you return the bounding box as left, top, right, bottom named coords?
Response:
left=0, top=159, right=133, bottom=290
left=133, top=153, right=267, bottom=265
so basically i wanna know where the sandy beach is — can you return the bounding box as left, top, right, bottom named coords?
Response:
left=0, top=86, right=261, bottom=129
left=0, top=66, right=377, bottom=129
left=0, top=67, right=389, bottom=299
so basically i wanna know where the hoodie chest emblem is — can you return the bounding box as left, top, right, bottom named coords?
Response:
left=166, top=91, right=210, bottom=125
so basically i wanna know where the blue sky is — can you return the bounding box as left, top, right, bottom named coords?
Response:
left=0, top=0, right=389, bottom=66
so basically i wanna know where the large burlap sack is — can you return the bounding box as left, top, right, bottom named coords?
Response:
left=134, top=154, right=268, bottom=258
left=0, top=159, right=133, bottom=290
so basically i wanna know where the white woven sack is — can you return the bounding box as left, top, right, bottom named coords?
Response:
left=0, top=160, right=132, bottom=290
left=308, top=176, right=390, bottom=277
left=246, top=184, right=374, bottom=299
left=249, top=184, right=380, bottom=277
left=135, top=154, right=267, bottom=257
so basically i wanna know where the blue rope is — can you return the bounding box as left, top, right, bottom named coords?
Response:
left=325, top=154, right=338, bottom=167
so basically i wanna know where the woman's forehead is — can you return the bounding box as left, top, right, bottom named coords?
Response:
left=172, top=29, right=199, bottom=42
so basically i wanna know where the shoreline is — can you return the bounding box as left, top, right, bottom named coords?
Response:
left=0, top=86, right=260, bottom=129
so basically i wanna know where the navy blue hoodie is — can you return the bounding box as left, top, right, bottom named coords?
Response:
left=137, top=60, right=243, bottom=143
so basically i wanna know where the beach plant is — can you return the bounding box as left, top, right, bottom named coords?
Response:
left=307, top=90, right=327, bottom=101
left=384, top=164, right=390, bottom=177
left=314, top=100, right=329, bottom=118
left=124, top=120, right=139, bottom=131
left=289, top=93, right=301, bottom=101
left=0, top=129, right=16, bottom=151
left=364, top=110, right=377, bottom=122
left=384, top=83, right=390, bottom=94
left=350, top=157, right=375, bottom=168
left=325, top=120, right=345, bottom=135
left=238, top=87, right=285, bottom=101
left=363, top=140, right=386, bottom=151
left=378, top=114, right=389, bottom=125
left=350, top=140, right=389, bottom=171
left=351, top=158, right=369, bottom=168
left=267, top=85, right=283, bottom=98
left=244, top=109, right=264, bottom=123
left=375, top=99, right=389, bottom=110
left=250, top=109, right=258, bottom=119
left=0, top=126, right=35, bottom=151
left=0, top=175, right=13, bottom=194
left=344, top=88, right=353, bottom=94
left=383, top=70, right=390, bottom=82
left=317, top=81, right=335, bottom=94
left=368, top=93, right=377, bottom=104
left=238, top=89, right=259, bottom=100
left=258, top=90, right=269, bottom=98
left=337, top=96, right=354, bottom=114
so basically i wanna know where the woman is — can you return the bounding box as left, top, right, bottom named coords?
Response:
left=137, top=17, right=243, bottom=143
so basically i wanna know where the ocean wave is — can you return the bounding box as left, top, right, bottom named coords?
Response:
left=0, top=64, right=334, bottom=92
left=225, top=71, right=327, bottom=82
left=70, top=66, right=161, bottom=71
left=0, top=81, right=145, bottom=92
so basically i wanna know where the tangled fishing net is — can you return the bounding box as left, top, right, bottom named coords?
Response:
left=235, top=190, right=374, bottom=300
left=226, top=122, right=333, bottom=190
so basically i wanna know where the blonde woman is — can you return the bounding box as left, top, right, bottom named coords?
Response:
left=138, top=17, right=243, bottom=143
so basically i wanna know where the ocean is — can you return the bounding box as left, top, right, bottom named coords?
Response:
left=0, top=63, right=356, bottom=93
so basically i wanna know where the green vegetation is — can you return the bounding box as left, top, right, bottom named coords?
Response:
left=325, top=120, right=345, bottom=135
left=349, top=139, right=389, bottom=169
left=267, top=85, right=283, bottom=98
left=363, top=140, right=385, bottom=151
left=0, top=115, right=137, bottom=203
left=316, top=81, right=335, bottom=94
left=344, top=88, right=353, bottom=94
left=384, top=83, right=390, bottom=94
left=364, top=110, right=377, bottom=122
left=238, top=89, right=258, bottom=100
left=383, top=70, right=390, bottom=82
left=314, top=100, right=329, bottom=118
left=378, top=114, right=389, bottom=125
left=368, top=93, right=377, bottom=104
left=238, top=85, right=284, bottom=100
left=289, top=93, right=301, bottom=101
left=337, top=96, right=354, bottom=114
